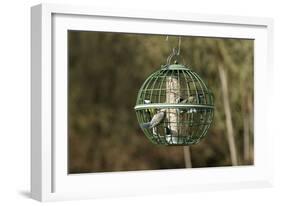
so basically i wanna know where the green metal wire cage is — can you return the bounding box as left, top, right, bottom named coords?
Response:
left=134, top=63, right=214, bottom=146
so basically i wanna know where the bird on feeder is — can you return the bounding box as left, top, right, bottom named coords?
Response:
left=141, top=109, right=166, bottom=129
left=176, top=96, right=196, bottom=114
left=176, top=96, right=196, bottom=104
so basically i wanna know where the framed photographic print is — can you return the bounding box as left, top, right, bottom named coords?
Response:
left=31, top=3, right=274, bottom=201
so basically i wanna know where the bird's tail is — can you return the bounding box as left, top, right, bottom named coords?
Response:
left=141, top=122, right=151, bottom=129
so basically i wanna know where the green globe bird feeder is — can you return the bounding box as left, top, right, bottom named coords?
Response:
left=134, top=46, right=214, bottom=146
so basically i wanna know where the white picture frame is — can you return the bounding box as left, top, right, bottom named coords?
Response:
left=31, top=3, right=274, bottom=202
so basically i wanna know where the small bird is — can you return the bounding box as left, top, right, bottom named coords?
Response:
left=176, top=96, right=196, bottom=114
left=141, top=109, right=165, bottom=129
left=176, top=96, right=196, bottom=104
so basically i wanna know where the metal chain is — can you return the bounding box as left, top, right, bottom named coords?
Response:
left=166, top=36, right=183, bottom=65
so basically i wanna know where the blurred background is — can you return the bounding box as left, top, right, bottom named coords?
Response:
left=68, top=31, right=253, bottom=174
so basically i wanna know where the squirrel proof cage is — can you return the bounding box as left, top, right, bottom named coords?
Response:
left=134, top=44, right=214, bottom=146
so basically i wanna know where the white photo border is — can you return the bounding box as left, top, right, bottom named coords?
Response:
left=31, top=3, right=274, bottom=202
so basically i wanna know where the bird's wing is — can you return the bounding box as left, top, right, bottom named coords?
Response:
left=182, top=99, right=188, bottom=104
left=150, top=112, right=165, bottom=127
